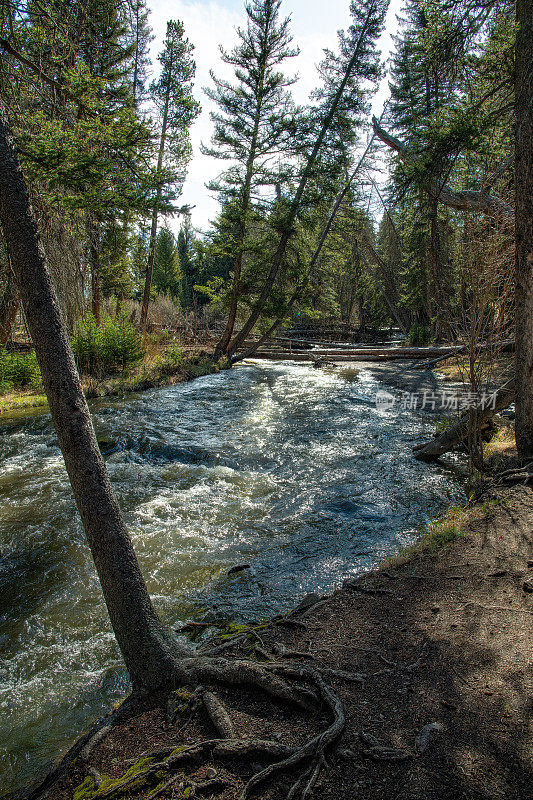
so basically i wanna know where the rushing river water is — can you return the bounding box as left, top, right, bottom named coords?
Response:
left=0, top=361, right=463, bottom=797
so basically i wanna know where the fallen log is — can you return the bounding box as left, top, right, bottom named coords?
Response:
left=413, top=381, right=515, bottom=461
left=245, top=345, right=462, bottom=362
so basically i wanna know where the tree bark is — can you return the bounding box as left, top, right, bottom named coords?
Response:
left=0, top=264, right=19, bottom=346
left=0, top=99, right=188, bottom=690
left=514, top=0, right=533, bottom=459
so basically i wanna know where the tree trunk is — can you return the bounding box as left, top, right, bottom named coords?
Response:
left=140, top=42, right=173, bottom=328
left=515, top=0, right=533, bottom=459
left=0, top=264, right=19, bottom=346
left=413, top=381, right=515, bottom=461
left=90, top=219, right=101, bottom=325
left=0, top=99, right=188, bottom=691
left=140, top=196, right=160, bottom=328
left=429, top=201, right=445, bottom=340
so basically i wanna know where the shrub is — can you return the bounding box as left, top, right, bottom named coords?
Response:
left=147, top=294, right=184, bottom=330
left=157, top=342, right=183, bottom=375
left=0, top=348, right=42, bottom=392
left=408, top=322, right=431, bottom=346
left=101, top=314, right=144, bottom=373
left=72, top=314, right=103, bottom=375
left=72, top=313, right=144, bottom=375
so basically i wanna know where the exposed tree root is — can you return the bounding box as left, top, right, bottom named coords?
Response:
left=358, top=730, right=411, bottom=761
left=172, top=656, right=318, bottom=712
left=238, top=664, right=347, bottom=800
left=495, top=462, right=533, bottom=484
left=201, top=690, right=235, bottom=739
left=90, top=739, right=297, bottom=799
left=68, top=654, right=356, bottom=800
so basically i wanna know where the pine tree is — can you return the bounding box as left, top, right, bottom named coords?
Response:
left=177, top=221, right=195, bottom=307
left=153, top=227, right=181, bottom=299
left=126, top=0, right=153, bottom=107
left=386, top=0, right=457, bottom=339
left=225, top=0, right=389, bottom=358
left=204, top=0, right=299, bottom=357
left=140, top=20, right=200, bottom=326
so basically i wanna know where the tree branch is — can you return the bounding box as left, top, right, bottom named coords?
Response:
left=372, top=116, right=515, bottom=223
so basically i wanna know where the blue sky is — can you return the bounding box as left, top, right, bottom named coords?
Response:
left=147, top=0, right=404, bottom=231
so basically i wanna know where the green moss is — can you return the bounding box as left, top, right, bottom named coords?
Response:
left=72, top=776, right=96, bottom=800
left=122, top=757, right=154, bottom=777
left=169, top=745, right=189, bottom=757
left=71, top=757, right=155, bottom=800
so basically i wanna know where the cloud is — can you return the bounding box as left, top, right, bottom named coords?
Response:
left=147, top=0, right=402, bottom=233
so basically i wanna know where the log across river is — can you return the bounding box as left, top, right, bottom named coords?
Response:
left=0, top=362, right=464, bottom=797
left=246, top=345, right=461, bottom=361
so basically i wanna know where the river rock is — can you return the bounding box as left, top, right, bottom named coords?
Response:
left=416, top=722, right=444, bottom=753
left=227, top=564, right=251, bottom=576
left=522, top=578, right=533, bottom=593
left=292, top=592, right=321, bottom=613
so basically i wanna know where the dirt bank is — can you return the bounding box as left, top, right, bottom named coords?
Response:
left=28, top=484, right=532, bottom=800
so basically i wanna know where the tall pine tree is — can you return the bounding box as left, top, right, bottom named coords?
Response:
left=204, top=0, right=299, bottom=357
left=140, top=20, right=200, bottom=326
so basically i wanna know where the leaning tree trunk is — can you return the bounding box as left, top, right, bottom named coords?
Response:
left=225, top=4, right=379, bottom=359
left=515, top=0, right=533, bottom=460
left=0, top=100, right=189, bottom=691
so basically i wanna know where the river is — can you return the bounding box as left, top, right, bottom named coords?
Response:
left=0, top=361, right=463, bottom=797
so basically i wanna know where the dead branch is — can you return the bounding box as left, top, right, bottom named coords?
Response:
left=372, top=116, right=515, bottom=223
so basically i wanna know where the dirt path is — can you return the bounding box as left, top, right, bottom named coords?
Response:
left=31, top=486, right=532, bottom=800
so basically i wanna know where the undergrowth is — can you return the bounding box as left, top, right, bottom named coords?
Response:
left=0, top=348, right=42, bottom=393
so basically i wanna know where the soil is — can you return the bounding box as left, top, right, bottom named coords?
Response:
left=30, top=483, right=533, bottom=800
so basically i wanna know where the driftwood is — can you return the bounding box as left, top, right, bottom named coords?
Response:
left=413, top=381, right=515, bottom=461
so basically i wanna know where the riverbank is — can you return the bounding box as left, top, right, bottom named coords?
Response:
left=0, top=348, right=225, bottom=417
left=30, top=479, right=532, bottom=800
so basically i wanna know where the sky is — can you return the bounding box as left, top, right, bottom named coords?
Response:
left=147, top=0, right=404, bottom=232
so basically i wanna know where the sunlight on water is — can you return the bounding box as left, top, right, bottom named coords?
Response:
left=0, top=362, right=463, bottom=797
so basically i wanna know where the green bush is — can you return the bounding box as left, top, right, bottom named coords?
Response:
left=72, top=314, right=102, bottom=375
left=72, top=313, right=144, bottom=375
left=101, top=314, right=144, bottom=373
left=0, top=348, right=42, bottom=392
left=408, top=322, right=431, bottom=346
left=157, top=342, right=183, bottom=375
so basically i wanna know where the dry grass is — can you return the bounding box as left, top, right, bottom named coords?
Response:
left=438, top=352, right=514, bottom=385
left=0, top=391, right=49, bottom=414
